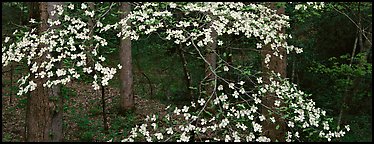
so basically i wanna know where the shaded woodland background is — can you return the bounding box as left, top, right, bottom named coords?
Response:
left=2, top=2, right=372, bottom=142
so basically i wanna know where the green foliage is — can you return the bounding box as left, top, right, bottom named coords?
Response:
left=285, top=2, right=372, bottom=142
left=311, top=53, right=371, bottom=78
left=2, top=133, right=13, bottom=142
left=67, top=104, right=135, bottom=142
left=61, top=85, right=77, bottom=100
left=309, top=53, right=372, bottom=103
left=340, top=115, right=372, bottom=142
left=275, top=2, right=287, bottom=9
left=131, top=34, right=204, bottom=105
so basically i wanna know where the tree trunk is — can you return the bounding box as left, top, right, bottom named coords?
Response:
left=25, top=2, right=39, bottom=141
left=291, top=59, right=296, bottom=83
left=177, top=45, right=194, bottom=101
left=358, top=3, right=364, bottom=57
left=47, top=2, right=64, bottom=141
left=119, top=2, right=134, bottom=115
left=28, top=2, right=40, bottom=23
left=205, top=14, right=217, bottom=98
left=260, top=3, right=287, bottom=142
left=49, top=84, right=63, bottom=142
left=26, top=2, right=51, bottom=141
left=101, top=86, right=109, bottom=133
left=26, top=2, right=64, bottom=141
left=363, top=26, right=372, bottom=61
left=10, top=63, right=13, bottom=105
left=87, top=2, right=95, bottom=66
left=20, top=2, right=24, bottom=25
left=358, top=3, right=372, bottom=61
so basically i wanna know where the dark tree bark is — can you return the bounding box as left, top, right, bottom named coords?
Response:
left=291, top=59, right=296, bottom=83
left=260, top=3, right=287, bottom=142
left=28, top=2, right=40, bottom=23
left=177, top=45, right=194, bottom=100
left=10, top=62, right=13, bottom=105
left=26, top=2, right=64, bottom=141
left=358, top=3, right=364, bottom=57
left=101, top=86, right=109, bottom=133
left=363, top=26, right=372, bottom=61
left=47, top=2, right=64, bottom=141
left=119, top=2, right=134, bottom=115
left=49, top=84, right=63, bottom=142
left=26, top=2, right=51, bottom=141
left=87, top=2, right=95, bottom=66
left=205, top=14, right=218, bottom=98
left=20, top=2, right=24, bottom=25
left=25, top=2, right=39, bottom=141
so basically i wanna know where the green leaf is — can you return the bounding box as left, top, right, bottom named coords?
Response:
left=189, top=87, right=197, bottom=90
left=267, top=110, right=273, bottom=115
left=275, top=2, right=286, bottom=9
left=276, top=125, right=280, bottom=130
left=281, top=114, right=289, bottom=119
left=237, top=104, right=245, bottom=109
left=205, top=110, right=213, bottom=116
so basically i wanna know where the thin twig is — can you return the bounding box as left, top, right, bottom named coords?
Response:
left=332, top=5, right=372, bottom=46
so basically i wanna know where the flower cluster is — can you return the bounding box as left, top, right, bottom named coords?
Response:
left=121, top=70, right=349, bottom=142
left=257, top=72, right=350, bottom=142
left=2, top=2, right=121, bottom=94
left=115, top=2, right=303, bottom=64
left=294, top=2, right=325, bottom=11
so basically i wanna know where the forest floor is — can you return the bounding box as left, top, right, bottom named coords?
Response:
left=2, top=71, right=167, bottom=142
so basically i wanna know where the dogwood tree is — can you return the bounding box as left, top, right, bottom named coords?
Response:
left=2, top=2, right=349, bottom=142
